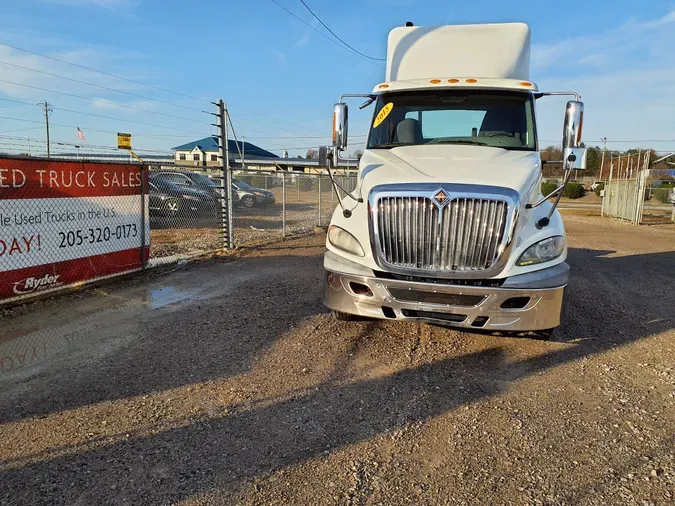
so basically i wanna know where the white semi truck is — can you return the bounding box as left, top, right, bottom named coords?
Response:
left=323, top=22, right=586, bottom=339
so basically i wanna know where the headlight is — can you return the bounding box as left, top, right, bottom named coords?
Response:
left=183, top=194, right=200, bottom=201
left=517, top=236, right=565, bottom=266
left=328, top=226, right=364, bottom=257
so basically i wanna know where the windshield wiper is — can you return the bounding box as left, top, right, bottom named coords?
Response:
left=430, top=139, right=488, bottom=146
left=369, top=142, right=411, bottom=149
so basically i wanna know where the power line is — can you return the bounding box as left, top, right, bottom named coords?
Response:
left=0, top=40, right=333, bottom=134
left=541, top=139, right=675, bottom=144
left=0, top=59, right=208, bottom=114
left=0, top=115, right=198, bottom=143
left=0, top=80, right=210, bottom=126
left=0, top=134, right=172, bottom=155
left=0, top=41, right=210, bottom=105
left=242, top=134, right=367, bottom=139
left=51, top=106, right=208, bottom=136
left=0, top=126, right=43, bottom=135
left=269, top=0, right=384, bottom=69
left=1, top=78, right=326, bottom=140
left=0, top=96, right=207, bottom=135
left=298, top=0, right=385, bottom=62
left=228, top=113, right=325, bottom=137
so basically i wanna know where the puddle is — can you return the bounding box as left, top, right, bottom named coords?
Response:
left=150, top=286, right=191, bottom=309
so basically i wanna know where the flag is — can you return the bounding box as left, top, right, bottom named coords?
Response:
left=76, top=127, right=85, bottom=140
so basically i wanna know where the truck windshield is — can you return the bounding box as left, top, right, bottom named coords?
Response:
left=367, top=90, right=536, bottom=151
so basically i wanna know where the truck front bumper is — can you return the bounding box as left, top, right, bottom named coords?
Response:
left=323, top=252, right=568, bottom=332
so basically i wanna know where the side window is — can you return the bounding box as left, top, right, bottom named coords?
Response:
left=163, top=173, right=189, bottom=185
left=420, top=110, right=486, bottom=138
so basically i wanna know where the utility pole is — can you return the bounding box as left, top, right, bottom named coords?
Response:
left=215, top=99, right=233, bottom=249
left=40, top=101, right=52, bottom=158
left=599, top=137, right=607, bottom=181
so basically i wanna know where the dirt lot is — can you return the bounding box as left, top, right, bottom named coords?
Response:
left=0, top=213, right=673, bottom=505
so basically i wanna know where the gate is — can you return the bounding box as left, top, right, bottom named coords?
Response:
left=601, top=152, right=650, bottom=224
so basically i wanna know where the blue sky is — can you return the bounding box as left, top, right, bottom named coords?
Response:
left=1, top=0, right=675, bottom=157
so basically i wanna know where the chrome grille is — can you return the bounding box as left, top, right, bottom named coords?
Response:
left=374, top=196, right=510, bottom=272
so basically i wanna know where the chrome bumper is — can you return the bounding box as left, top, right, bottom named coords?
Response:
left=323, top=252, right=568, bottom=332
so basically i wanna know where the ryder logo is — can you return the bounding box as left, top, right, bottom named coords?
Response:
left=12, top=273, right=62, bottom=295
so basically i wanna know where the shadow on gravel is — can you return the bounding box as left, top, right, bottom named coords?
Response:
left=0, top=250, right=328, bottom=425
left=1, top=246, right=674, bottom=503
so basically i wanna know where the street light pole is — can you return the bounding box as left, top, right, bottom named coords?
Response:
left=599, top=137, right=607, bottom=181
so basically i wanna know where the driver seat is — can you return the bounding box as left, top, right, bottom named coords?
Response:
left=395, top=118, right=423, bottom=144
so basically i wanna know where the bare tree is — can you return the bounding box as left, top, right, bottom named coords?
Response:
left=305, top=148, right=318, bottom=159
left=353, top=149, right=363, bottom=159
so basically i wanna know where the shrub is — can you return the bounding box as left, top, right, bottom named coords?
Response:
left=653, top=187, right=674, bottom=204
left=594, top=182, right=605, bottom=196
left=562, top=182, right=585, bottom=199
left=237, top=175, right=253, bottom=186
left=541, top=181, right=558, bottom=197
left=251, top=175, right=267, bottom=188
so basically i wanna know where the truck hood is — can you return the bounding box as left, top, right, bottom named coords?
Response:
left=358, top=145, right=541, bottom=202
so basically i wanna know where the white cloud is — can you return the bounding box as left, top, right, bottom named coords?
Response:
left=269, top=49, right=287, bottom=64
left=576, top=53, right=607, bottom=67
left=39, top=0, right=137, bottom=10
left=90, top=98, right=158, bottom=113
left=294, top=32, right=311, bottom=48
left=533, top=10, right=675, bottom=150
left=532, top=10, right=675, bottom=71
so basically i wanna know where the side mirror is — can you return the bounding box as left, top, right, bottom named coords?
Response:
left=333, top=103, right=348, bottom=152
left=562, top=100, right=586, bottom=170
left=563, top=147, right=587, bottom=170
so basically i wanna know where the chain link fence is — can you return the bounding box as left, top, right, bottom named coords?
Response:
left=146, top=165, right=223, bottom=265
left=1, top=155, right=357, bottom=309
left=215, top=170, right=357, bottom=247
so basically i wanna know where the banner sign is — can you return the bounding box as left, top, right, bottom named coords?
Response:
left=0, top=157, right=149, bottom=302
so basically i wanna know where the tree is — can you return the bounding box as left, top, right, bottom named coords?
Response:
left=352, top=149, right=363, bottom=159
left=305, top=149, right=318, bottom=159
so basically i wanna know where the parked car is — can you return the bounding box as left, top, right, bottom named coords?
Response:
left=148, top=179, right=217, bottom=217
left=233, top=179, right=275, bottom=208
left=590, top=181, right=604, bottom=191
left=152, top=171, right=238, bottom=206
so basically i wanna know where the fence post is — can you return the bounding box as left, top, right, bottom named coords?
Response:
left=282, top=173, right=286, bottom=237
left=318, top=175, right=322, bottom=226
left=216, top=99, right=233, bottom=249
left=140, top=164, right=147, bottom=269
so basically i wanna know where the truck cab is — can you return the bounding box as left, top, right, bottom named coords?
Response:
left=323, top=22, right=586, bottom=339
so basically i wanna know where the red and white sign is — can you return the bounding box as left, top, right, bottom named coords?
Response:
left=0, top=157, right=149, bottom=302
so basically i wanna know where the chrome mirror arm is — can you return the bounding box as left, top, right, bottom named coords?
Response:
left=528, top=156, right=576, bottom=228
left=326, top=152, right=362, bottom=218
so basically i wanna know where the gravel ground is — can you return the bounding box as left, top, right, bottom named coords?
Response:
left=0, top=212, right=673, bottom=505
